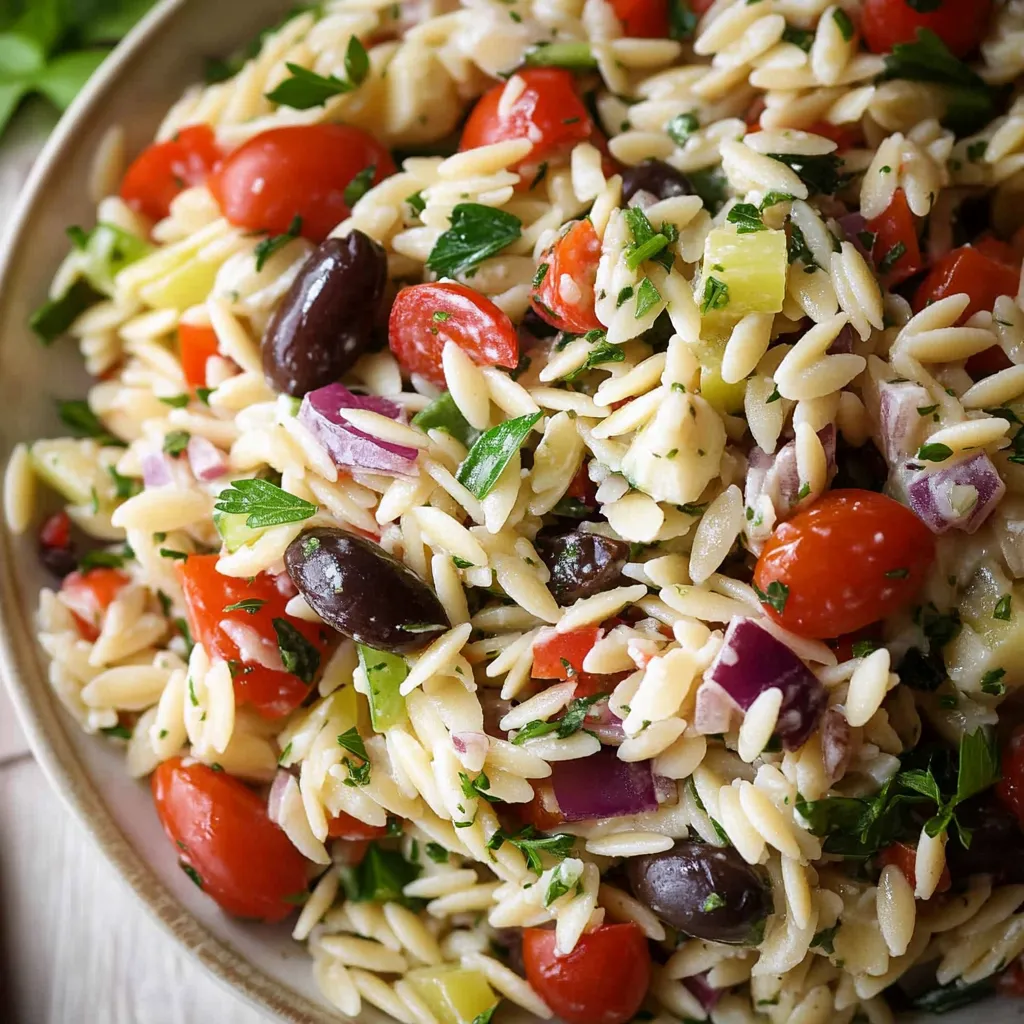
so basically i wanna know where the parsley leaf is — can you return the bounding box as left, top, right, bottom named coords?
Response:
left=700, top=276, right=730, bottom=314
left=223, top=598, right=266, bottom=615
left=667, top=0, right=699, bottom=40
left=265, top=37, right=369, bottom=108
left=426, top=203, right=522, bottom=278
left=253, top=214, right=302, bottom=271
left=752, top=579, right=789, bottom=614
left=272, top=618, right=321, bottom=684
left=726, top=202, right=765, bottom=233
left=460, top=770, right=499, bottom=804
left=563, top=338, right=625, bottom=381
left=768, top=152, right=847, bottom=195
left=214, top=478, right=317, bottom=529
left=343, top=164, right=376, bottom=208
left=544, top=860, right=583, bottom=905
left=339, top=842, right=421, bottom=907
left=57, top=399, right=121, bottom=446
left=412, top=391, right=480, bottom=449
left=488, top=826, right=576, bottom=873
left=666, top=112, right=699, bottom=147
left=917, top=442, right=953, bottom=463
left=457, top=412, right=542, bottom=499
left=635, top=277, right=662, bottom=318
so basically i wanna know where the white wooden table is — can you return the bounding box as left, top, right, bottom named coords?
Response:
left=0, top=101, right=272, bottom=1024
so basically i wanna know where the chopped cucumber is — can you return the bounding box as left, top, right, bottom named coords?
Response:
left=213, top=510, right=269, bottom=553
left=688, top=336, right=747, bottom=415
left=358, top=644, right=408, bottom=730
left=700, top=227, right=787, bottom=323
left=138, top=256, right=223, bottom=312
left=404, top=966, right=499, bottom=1024
left=29, top=439, right=116, bottom=509
left=75, top=223, right=152, bottom=295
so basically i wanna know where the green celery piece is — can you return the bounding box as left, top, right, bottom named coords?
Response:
left=412, top=392, right=479, bottom=449
left=76, top=222, right=152, bottom=295
left=405, top=966, right=499, bottom=1024
left=358, top=644, right=408, bottom=730
left=456, top=412, right=542, bottom=500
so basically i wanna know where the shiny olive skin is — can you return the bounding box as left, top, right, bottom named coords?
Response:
left=535, top=530, right=629, bottom=605
left=627, top=841, right=771, bottom=945
left=621, top=159, right=695, bottom=205
left=262, top=231, right=387, bottom=397
left=285, top=527, right=450, bottom=653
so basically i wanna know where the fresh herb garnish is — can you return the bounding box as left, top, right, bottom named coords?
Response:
left=426, top=203, right=522, bottom=278
left=253, top=214, right=302, bottom=271
left=768, top=152, right=847, bottom=195
left=726, top=202, right=765, bottom=233
left=917, top=442, right=953, bottom=463
left=487, top=825, right=576, bottom=873
left=634, top=277, right=662, bottom=319
left=666, top=112, right=699, bottom=147
left=223, top=598, right=266, bottom=615
left=752, top=579, right=789, bottom=614
left=265, top=37, right=369, bottom=108
left=343, top=164, right=376, bottom=207
left=700, top=276, right=730, bottom=315
left=214, top=478, right=317, bottom=528
left=457, top=412, right=542, bottom=499
left=57, top=400, right=121, bottom=446
left=522, top=41, right=597, bottom=70
left=273, top=618, right=321, bottom=684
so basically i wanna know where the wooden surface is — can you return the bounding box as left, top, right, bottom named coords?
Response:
left=0, top=101, right=273, bottom=1024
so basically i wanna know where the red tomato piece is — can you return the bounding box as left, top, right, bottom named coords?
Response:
left=997, top=726, right=1024, bottom=828
left=521, top=781, right=566, bottom=831
left=865, top=189, right=924, bottom=287
left=610, top=0, right=669, bottom=38
left=877, top=841, right=951, bottom=895
left=689, top=0, right=716, bottom=11
left=61, top=568, right=131, bottom=641
left=861, top=0, right=994, bottom=60
left=805, top=120, right=863, bottom=151
left=208, top=124, right=396, bottom=243
left=178, top=322, right=220, bottom=388
left=565, top=461, right=597, bottom=505
left=120, top=124, right=221, bottom=222
left=327, top=811, right=390, bottom=841
left=39, top=510, right=71, bottom=550
left=753, top=490, right=936, bottom=640
left=388, top=281, right=519, bottom=387
left=828, top=624, right=883, bottom=664
left=460, top=69, right=593, bottom=182
left=177, top=554, right=337, bottom=718
left=152, top=758, right=309, bottom=921
left=532, top=626, right=602, bottom=680
left=523, top=923, right=651, bottom=1024
left=531, top=220, right=604, bottom=334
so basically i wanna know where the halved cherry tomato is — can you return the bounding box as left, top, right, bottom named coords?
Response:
left=208, top=124, right=396, bottom=243
left=388, top=281, right=519, bottom=387
left=861, top=0, right=994, bottom=60
left=178, top=322, right=220, bottom=388
left=805, top=120, right=863, bottom=151
left=753, top=490, right=936, bottom=639
left=610, top=0, right=668, bottom=38
left=523, top=923, right=651, bottom=1024
left=521, top=781, right=566, bottom=831
left=61, top=567, right=131, bottom=641
left=460, top=69, right=593, bottom=183
left=177, top=554, right=337, bottom=718
left=828, top=624, right=883, bottom=664
left=152, top=758, right=308, bottom=921
left=120, top=124, right=221, bottom=222
left=878, top=841, right=951, bottom=895
left=997, top=726, right=1024, bottom=828
left=39, top=510, right=71, bottom=550
left=532, top=626, right=602, bottom=680
left=865, top=189, right=924, bottom=287
left=327, top=811, right=390, bottom=841
left=531, top=220, right=604, bottom=334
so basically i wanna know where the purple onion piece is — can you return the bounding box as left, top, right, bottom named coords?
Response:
left=839, top=211, right=870, bottom=260
left=905, top=451, right=1006, bottom=535
left=683, top=972, right=722, bottom=1012
left=141, top=451, right=174, bottom=488
left=299, top=383, right=419, bottom=477
left=186, top=434, right=228, bottom=481
left=877, top=378, right=932, bottom=465
left=744, top=425, right=837, bottom=521
left=826, top=323, right=857, bottom=355
left=694, top=680, right=736, bottom=735
left=550, top=747, right=658, bottom=822
left=706, top=617, right=827, bottom=751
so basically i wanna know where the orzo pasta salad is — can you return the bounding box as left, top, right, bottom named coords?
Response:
left=9, top=0, right=1024, bottom=1020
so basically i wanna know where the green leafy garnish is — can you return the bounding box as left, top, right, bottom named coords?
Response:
left=265, top=37, right=369, bottom=107
left=635, top=277, right=662, bottom=318
left=563, top=338, right=625, bottom=381
left=31, top=279, right=102, bottom=343
left=162, top=430, right=190, bottom=457
left=425, top=842, right=449, bottom=864
left=426, top=203, right=522, bottom=278
left=700, top=276, right=730, bottom=315
left=513, top=695, right=605, bottom=745
left=917, top=442, right=953, bottom=463
left=781, top=24, right=814, bottom=51
left=752, top=579, right=789, bottom=614
left=223, top=598, right=266, bottom=615
left=994, top=594, right=1013, bottom=621
left=100, top=723, right=133, bottom=740
left=457, top=412, right=542, bottom=499
left=726, top=202, right=765, bottom=233
left=667, top=0, right=698, bottom=40
left=768, top=152, right=847, bottom=195
left=487, top=825, right=576, bottom=873
left=460, top=770, right=499, bottom=804
left=412, top=391, right=480, bottom=449
left=253, top=214, right=302, bottom=272
left=623, top=207, right=672, bottom=271
left=272, top=618, right=321, bottom=684
left=57, top=399, right=121, bottom=446
left=343, top=164, right=376, bottom=207
left=339, top=842, right=421, bottom=907
left=877, top=240, right=907, bottom=275
left=214, top=478, right=317, bottom=528
left=666, top=111, right=699, bottom=147
left=544, top=860, right=582, bottom=905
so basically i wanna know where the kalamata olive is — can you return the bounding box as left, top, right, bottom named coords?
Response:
left=946, top=799, right=1024, bottom=885
left=262, top=231, right=387, bottom=397
left=285, top=527, right=450, bottom=653
left=627, top=841, right=771, bottom=945
left=40, top=546, right=77, bottom=578
left=535, top=529, right=629, bottom=605
left=621, top=159, right=694, bottom=205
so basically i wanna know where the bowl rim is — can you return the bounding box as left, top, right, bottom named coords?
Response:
left=0, top=3, right=340, bottom=1021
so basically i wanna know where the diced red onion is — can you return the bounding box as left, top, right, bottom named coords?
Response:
left=654, top=774, right=677, bottom=804
left=683, top=972, right=722, bottom=1012
left=904, top=452, right=1006, bottom=535
left=839, top=212, right=870, bottom=260
left=820, top=706, right=851, bottom=783
left=268, top=769, right=292, bottom=826
left=744, top=425, right=837, bottom=522
left=299, top=383, right=419, bottom=477
left=186, top=435, right=228, bottom=481
left=694, top=680, right=736, bottom=735
left=452, top=731, right=489, bottom=773
left=550, top=747, right=658, bottom=821
left=706, top=617, right=827, bottom=751
left=877, top=379, right=933, bottom=464
left=219, top=619, right=285, bottom=672
left=827, top=324, right=857, bottom=355
left=586, top=700, right=626, bottom=746
left=141, top=451, right=174, bottom=488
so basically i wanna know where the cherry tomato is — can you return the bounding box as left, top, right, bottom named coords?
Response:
left=865, top=189, right=924, bottom=287
left=753, top=490, right=936, bottom=639
left=152, top=758, right=308, bottom=921
left=208, top=125, right=396, bottom=243
left=460, top=69, right=593, bottom=182
left=532, top=626, right=602, bottom=680
left=861, top=0, right=994, bottom=60
left=877, top=841, right=951, bottom=895
left=523, top=923, right=651, bottom=1024
left=388, top=281, right=519, bottom=387
left=178, top=322, right=221, bottom=388
left=828, top=624, right=883, bottom=664
left=521, top=780, right=566, bottom=832
left=610, top=0, right=668, bottom=38
left=61, top=567, right=131, bottom=641
left=177, top=554, right=337, bottom=718
left=120, top=124, right=221, bottom=222
left=39, top=510, right=71, bottom=550
left=531, top=220, right=604, bottom=334
left=997, top=726, right=1024, bottom=828
left=566, top=461, right=597, bottom=505
left=327, top=811, right=390, bottom=841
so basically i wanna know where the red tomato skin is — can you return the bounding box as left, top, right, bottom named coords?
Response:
left=326, top=812, right=390, bottom=841
left=866, top=190, right=924, bottom=287
left=208, top=125, right=396, bottom=243
left=532, top=626, right=602, bottom=680
left=61, top=568, right=131, bottom=641
left=388, top=282, right=519, bottom=387
left=610, top=0, right=669, bottom=38
left=460, top=69, right=593, bottom=177
left=877, top=841, right=951, bottom=895
left=523, top=924, right=651, bottom=1024
left=997, top=727, right=1024, bottom=828
left=151, top=758, right=308, bottom=921
left=178, top=322, right=221, bottom=388
left=566, top=462, right=597, bottom=505
left=177, top=555, right=337, bottom=718
left=120, top=125, right=221, bottom=222
left=861, top=0, right=994, bottom=60
left=39, top=510, right=71, bottom=550
left=805, top=120, right=863, bottom=151
left=531, top=220, right=604, bottom=334
left=753, top=490, right=936, bottom=640
left=521, top=781, right=566, bottom=831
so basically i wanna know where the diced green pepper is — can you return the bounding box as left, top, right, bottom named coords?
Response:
left=358, top=643, right=408, bottom=730
left=405, top=966, right=499, bottom=1024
